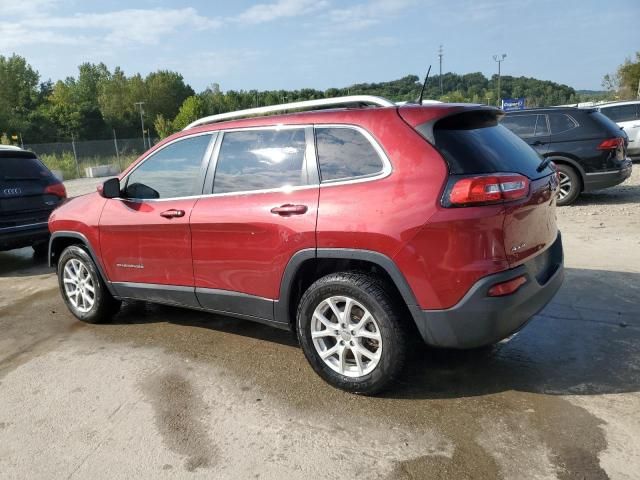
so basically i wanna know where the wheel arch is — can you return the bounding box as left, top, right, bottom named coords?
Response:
left=276, top=248, right=420, bottom=331
left=49, top=231, right=116, bottom=296
left=545, top=154, right=585, bottom=190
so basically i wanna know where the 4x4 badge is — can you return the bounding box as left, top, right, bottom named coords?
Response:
left=511, top=242, right=527, bottom=252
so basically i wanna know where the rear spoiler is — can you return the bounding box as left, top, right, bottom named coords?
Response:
left=398, top=105, right=503, bottom=144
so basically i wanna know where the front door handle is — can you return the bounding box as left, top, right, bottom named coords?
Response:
left=160, top=209, right=185, bottom=218
left=532, top=140, right=546, bottom=146
left=270, top=204, right=308, bottom=216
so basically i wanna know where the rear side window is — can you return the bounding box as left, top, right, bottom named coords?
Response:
left=601, top=104, right=639, bottom=123
left=548, top=113, right=578, bottom=135
left=500, top=114, right=537, bottom=137
left=214, top=128, right=308, bottom=194
left=422, top=115, right=550, bottom=179
left=125, top=134, right=211, bottom=199
left=589, top=111, right=628, bottom=136
left=315, top=127, right=384, bottom=182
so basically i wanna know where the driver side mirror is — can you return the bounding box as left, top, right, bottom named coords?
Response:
left=99, top=177, right=121, bottom=198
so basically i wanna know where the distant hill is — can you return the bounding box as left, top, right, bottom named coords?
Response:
left=329, top=73, right=578, bottom=107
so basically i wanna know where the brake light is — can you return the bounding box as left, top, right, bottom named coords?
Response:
left=597, top=137, right=623, bottom=150
left=488, top=275, right=527, bottom=297
left=447, top=173, right=530, bottom=206
left=44, top=182, right=67, bottom=199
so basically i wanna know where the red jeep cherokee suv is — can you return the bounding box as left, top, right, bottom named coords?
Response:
left=48, top=96, right=564, bottom=394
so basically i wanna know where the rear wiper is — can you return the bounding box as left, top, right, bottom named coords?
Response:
left=536, top=157, right=552, bottom=173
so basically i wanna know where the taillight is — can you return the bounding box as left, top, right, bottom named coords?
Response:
left=597, top=137, right=623, bottom=150
left=44, top=182, right=67, bottom=199
left=446, top=173, right=530, bottom=207
left=488, top=275, right=527, bottom=297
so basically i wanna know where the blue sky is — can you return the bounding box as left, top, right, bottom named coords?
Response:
left=1, top=0, right=639, bottom=92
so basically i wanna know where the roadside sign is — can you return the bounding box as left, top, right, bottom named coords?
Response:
left=501, top=98, right=526, bottom=111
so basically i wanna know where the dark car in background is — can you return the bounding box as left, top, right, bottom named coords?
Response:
left=0, top=147, right=67, bottom=254
left=501, top=107, right=632, bottom=205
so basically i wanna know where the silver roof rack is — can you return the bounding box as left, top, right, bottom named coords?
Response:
left=183, top=95, right=395, bottom=130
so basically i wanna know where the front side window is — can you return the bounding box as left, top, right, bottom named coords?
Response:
left=501, top=115, right=537, bottom=137
left=548, top=113, right=578, bottom=135
left=213, top=128, right=308, bottom=194
left=600, top=104, right=638, bottom=123
left=125, top=134, right=212, bottom=199
left=315, top=127, right=384, bottom=182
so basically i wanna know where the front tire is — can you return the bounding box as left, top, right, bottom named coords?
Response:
left=555, top=163, right=581, bottom=206
left=57, top=245, right=121, bottom=323
left=296, top=272, right=408, bottom=395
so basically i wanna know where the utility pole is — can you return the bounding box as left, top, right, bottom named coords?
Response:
left=134, top=102, right=146, bottom=149
left=493, top=54, right=507, bottom=107
left=438, top=45, right=444, bottom=96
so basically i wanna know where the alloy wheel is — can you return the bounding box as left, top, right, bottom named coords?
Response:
left=62, top=258, right=96, bottom=313
left=311, top=295, right=382, bottom=378
left=557, top=171, right=572, bottom=201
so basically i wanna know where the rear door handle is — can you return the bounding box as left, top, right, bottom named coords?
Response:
left=532, top=140, right=546, bottom=146
left=160, top=209, right=185, bottom=218
left=270, top=204, right=308, bottom=216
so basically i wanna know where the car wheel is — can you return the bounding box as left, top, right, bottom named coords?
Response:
left=57, top=245, right=121, bottom=323
left=296, top=272, right=408, bottom=395
left=555, top=164, right=581, bottom=206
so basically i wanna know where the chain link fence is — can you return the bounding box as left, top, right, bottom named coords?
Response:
left=23, top=137, right=155, bottom=180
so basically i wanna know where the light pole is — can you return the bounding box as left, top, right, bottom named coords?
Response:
left=492, top=54, right=507, bottom=107
left=438, top=45, right=444, bottom=96
left=134, top=102, right=147, bottom=149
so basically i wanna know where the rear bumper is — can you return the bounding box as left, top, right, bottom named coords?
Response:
left=412, top=233, right=564, bottom=349
left=0, top=222, right=50, bottom=251
left=583, top=159, right=632, bottom=192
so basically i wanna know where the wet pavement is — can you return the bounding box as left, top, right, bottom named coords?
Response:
left=1, top=180, right=640, bottom=479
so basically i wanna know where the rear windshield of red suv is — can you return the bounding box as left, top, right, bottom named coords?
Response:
left=416, top=114, right=552, bottom=180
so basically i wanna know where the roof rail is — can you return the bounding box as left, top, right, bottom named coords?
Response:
left=183, top=95, right=395, bottom=130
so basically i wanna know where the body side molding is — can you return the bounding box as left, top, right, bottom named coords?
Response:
left=196, top=287, right=275, bottom=322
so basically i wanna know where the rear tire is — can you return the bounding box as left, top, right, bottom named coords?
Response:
left=555, top=163, right=581, bottom=206
left=296, top=272, right=408, bottom=395
left=57, top=245, right=121, bottom=323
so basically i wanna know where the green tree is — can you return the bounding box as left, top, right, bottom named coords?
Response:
left=617, top=52, right=640, bottom=99
left=0, top=54, right=40, bottom=138
left=98, top=67, right=138, bottom=132
left=171, top=96, right=206, bottom=131
left=154, top=114, right=174, bottom=139
left=145, top=71, right=195, bottom=127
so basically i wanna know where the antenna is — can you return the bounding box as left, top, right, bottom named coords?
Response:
left=417, top=65, right=432, bottom=105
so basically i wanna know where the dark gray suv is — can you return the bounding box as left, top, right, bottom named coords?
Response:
left=0, top=147, right=66, bottom=253
left=501, top=107, right=632, bottom=205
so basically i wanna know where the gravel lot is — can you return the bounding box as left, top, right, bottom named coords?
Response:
left=0, top=169, right=638, bottom=479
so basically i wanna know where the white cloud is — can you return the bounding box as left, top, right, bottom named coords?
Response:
left=0, top=5, right=220, bottom=49
left=234, top=0, right=329, bottom=25
left=325, top=0, right=419, bottom=32
left=30, top=8, right=220, bottom=45
left=0, top=0, right=58, bottom=16
left=163, top=49, right=262, bottom=82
